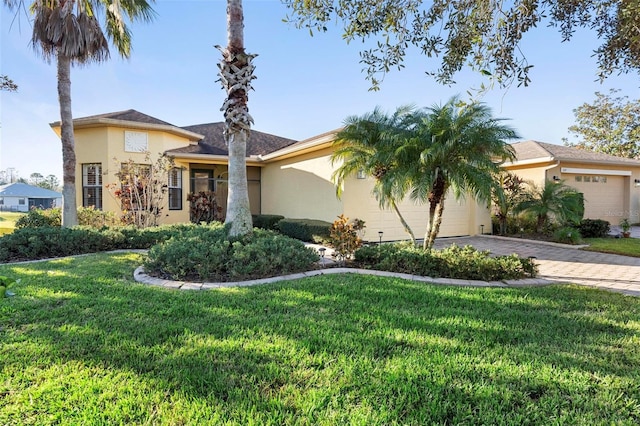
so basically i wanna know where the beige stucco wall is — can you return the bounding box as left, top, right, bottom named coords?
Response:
left=262, top=148, right=491, bottom=242
left=74, top=126, right=193, bottom=224
left=506, top=160, right=640, bottom=225
left=342, top=175, right=490, bottom=242
left=261, top=147, right=344, bottom=221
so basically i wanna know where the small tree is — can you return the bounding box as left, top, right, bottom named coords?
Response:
left=107, top=153, right=174, bottom=228
left=516, top=180, right=584, bottom=234
left=492, top=171, right=527, bottom=236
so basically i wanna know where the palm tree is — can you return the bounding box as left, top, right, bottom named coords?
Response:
left=516, top=179, right=584, bottom=233
left=331, top=106, right=418, bottom=245
left=398, top=96, right=518, bottom=250
left=218, top=0, right=256, bottom=236
left=6, top=0, right=155, bottom=227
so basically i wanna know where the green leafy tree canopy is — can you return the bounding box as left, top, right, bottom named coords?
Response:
left=283, top=0, right=640, bottom=90
left=563, top=89, right=640, bottom=159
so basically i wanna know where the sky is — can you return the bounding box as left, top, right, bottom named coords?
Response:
left=1, top=0, right=639, bottom=181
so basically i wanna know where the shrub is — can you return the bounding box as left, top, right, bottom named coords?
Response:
left=0, top=224, right=193, bottom=262
left=553, top=227, right=583, bottom=244
left=77, top=206, right=119, bottom=228
left=277, top=218, right=331, bottom=243
left=15, top=208, right=61, bottom=229
left=187, top=191, right=223, bottom=224
left=578, top=219, right=610, bottom=238
left=252, top=214, right=284, bottom=230
left=328, top=215, right=364, bottom=263
left=355, top=243, right=537, bottom=281
left=144, top=225, right=318, bottom=282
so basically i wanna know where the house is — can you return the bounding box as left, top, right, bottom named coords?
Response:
left=50, top=109, right=490, bottom=241
left=505, top=141, right=640, bottom=225
left=0, top=182, right=63, bottom=212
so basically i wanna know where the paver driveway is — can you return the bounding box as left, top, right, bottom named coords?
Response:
left=433, top=235, right=640, bottom=297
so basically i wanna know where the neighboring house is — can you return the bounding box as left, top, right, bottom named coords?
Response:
left=0, top=182, right=63, bottom=212
left=51, top=109, right=491, bottom=241
left=505, top=141, right=640, bottom=225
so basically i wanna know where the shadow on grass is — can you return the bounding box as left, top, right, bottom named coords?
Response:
left=1, top=252, right=639, bottom=423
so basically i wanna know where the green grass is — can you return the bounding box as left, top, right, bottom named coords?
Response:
left=1, top=252, right=639, bottom=424
left=583, top=237, right=640, bottom=257
left=0, top=211, right=24, bottom=235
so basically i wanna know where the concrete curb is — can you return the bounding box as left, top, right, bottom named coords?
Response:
left=133, top=265, right=558, bottom=291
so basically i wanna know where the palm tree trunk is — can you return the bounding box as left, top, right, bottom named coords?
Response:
left=57, top=52, right=78, bottom=227
left=221, top=0, right=254, bottom=236
left=426, top=200, right=446, bottom=250
left=390, top=199, right=416, bottom=246
left=423, top=200, right=437, bottom=250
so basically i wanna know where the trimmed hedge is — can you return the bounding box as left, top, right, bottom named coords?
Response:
left=578, top=219, right=610, bottom=238
left=277, top=218, right=331, bottom=243
left=355, top=243, right=538, bottom=281
left=144, top=224, right=318, bottom=282
left=0, top=224, right=193, bottom=263
left=252, top=214, right=285, bottom=230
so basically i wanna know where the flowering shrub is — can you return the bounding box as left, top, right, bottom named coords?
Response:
left=329, top=215, right=365, bottom=263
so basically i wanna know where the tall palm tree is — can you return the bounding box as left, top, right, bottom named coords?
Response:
left=218, top=0, right=256, bottom=237
left=331, top=106, right=418, bottom=245
left=7, top=0, right=154, bottom=227
left=399, top=96, right=518, bottom=250
left=516, top=179, right=584, bottom=233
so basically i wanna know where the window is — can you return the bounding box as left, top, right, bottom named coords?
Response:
left=168, top=168, right=182, bottom=210
left=18, top=198, right=25, bottom=205
left=602, top=177, right=607, bottom=183
left=592, top=176, right=600, bottom=183
left=0, top=197, right=3, bottom=205
left=584, top=176, right=591, bottom=183
left=190, top=170, right=215, bottom=193
left=82, top=163, right=103, bottom=209
left=575, top=176, right=582, bottom=182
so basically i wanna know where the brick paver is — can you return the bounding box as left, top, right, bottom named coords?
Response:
left=433, top=235, right=640, bottom=297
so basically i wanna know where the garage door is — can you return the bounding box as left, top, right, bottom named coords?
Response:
left=568, top=174, right=625, bottom=222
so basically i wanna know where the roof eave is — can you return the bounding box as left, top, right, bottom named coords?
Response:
left=260, top=129, right=339, bottom=161
left=50, top=118, right=204, bottom=141
left=166, top=152, right=263, bottom=166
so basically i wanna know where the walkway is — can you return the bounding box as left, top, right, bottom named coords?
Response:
left=433, top=235, right=640, bottom=297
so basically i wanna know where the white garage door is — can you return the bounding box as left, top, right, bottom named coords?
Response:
left=568, top=174, right=625, bottom=222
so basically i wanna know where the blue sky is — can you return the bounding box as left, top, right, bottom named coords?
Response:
left=1, top=0, right=639, bottom=180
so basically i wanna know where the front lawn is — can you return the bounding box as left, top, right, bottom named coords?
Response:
left=1, top=253, right=639, bottom=424
left=583, top=237, right=640, bottom=257
left=0, top=211, right=23, bottom=236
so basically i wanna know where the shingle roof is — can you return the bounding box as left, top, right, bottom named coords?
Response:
left=0, top=182, right=62, bottom=198
left=73, top=109, right=176, bottom=127
left=167, top=122, right=298, bottom=156
left=511, top=140, right=640, bottom=166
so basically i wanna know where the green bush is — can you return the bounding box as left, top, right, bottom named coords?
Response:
left=355, top=243, right=537, bottom=281
left=77, top=206, right=119, bottom=228
left=0, top=224, right=193, bottom=262
left=145, top=225, right=318, bottom=282
left=578, top=219, right=610, bottom=238
left=252, top=214, right=284, bottom=230
left=277, top=218, right=331, bottom=243
left=15, top=208, right=61, bottom=229
left=553, top=227, right=583, bottom=244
